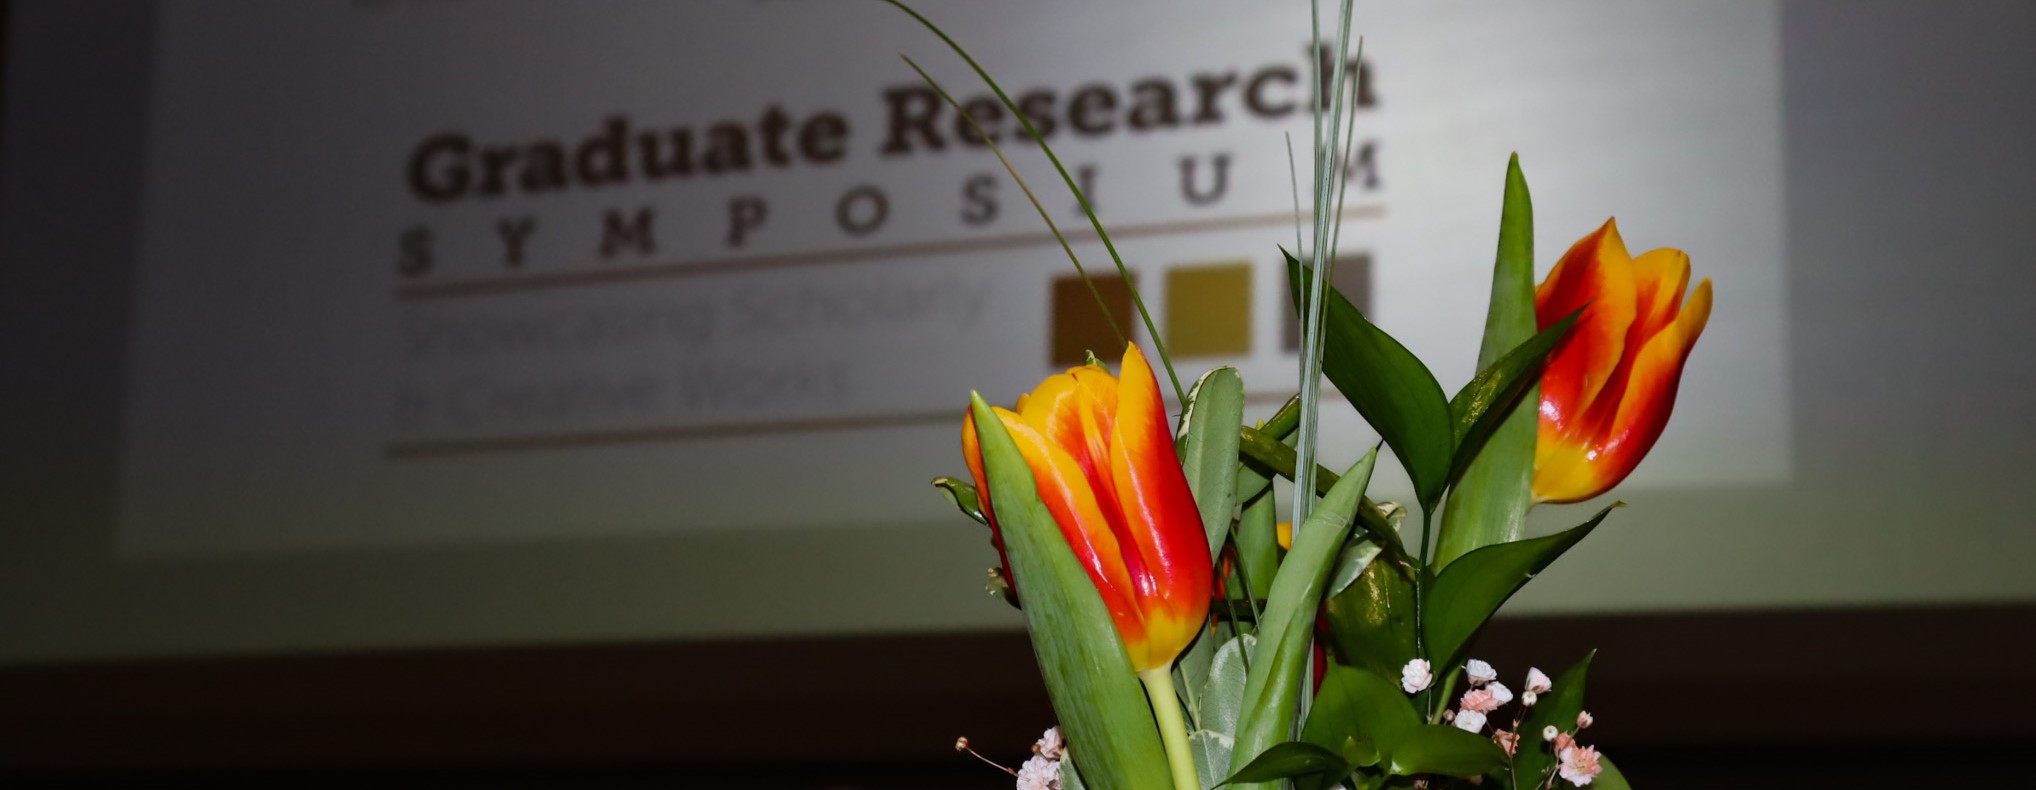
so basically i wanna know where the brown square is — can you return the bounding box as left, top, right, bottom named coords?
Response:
left=1051, top=272, right=1135, bottom=368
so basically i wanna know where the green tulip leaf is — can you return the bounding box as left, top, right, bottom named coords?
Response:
left=1218, top=742, right=1351, bottom=787
left=1425, top=505, right=1616, bottom=673
left=1515, top=651, right=1596, bottom=783
left=967, top=393, right=1172, bottom=790
left=930, top=476, right=987, bottom=525
left=1228, top=450, right=1376, bottom=790
left=1384, top=725, right=1510, bottom=778
left=1323, top=547, right=1421, bottom=680
left=1179, top=366, right=1247, bottom=558
left=1434, top=155, right=1539, bottom=569
left=1287, top=252, right=1455, bottom=511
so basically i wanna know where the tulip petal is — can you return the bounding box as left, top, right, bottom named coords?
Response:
left=1532, top=278, right=1711, bottom=504
left=1109, top=343, right=1214, bottom=669
left=1020, top=365, right=1123, bottom=523
left=1536, top=219, right=1637, bottom=441
left=1595, top=278, right=1712, bottom=482
left=1628, top=248, right=1691, bottom=346
left=995, top=407, right=1150, bottom=657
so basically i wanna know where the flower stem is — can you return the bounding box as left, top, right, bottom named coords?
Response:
left=1138, top=667, right=1202, bottom=790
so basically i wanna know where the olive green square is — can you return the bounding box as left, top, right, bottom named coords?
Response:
left=1166, top=262, right=1253, bottom=358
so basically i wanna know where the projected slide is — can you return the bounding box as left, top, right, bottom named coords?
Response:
left=116, top=1, right=1787, bottom=556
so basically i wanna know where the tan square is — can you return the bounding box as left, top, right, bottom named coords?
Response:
left=1166, top=263, right=1254, bottom=358
left=1051, top=273, right=1135, bottom=368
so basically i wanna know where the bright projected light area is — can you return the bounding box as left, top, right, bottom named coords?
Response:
left=5, top=0, right=2034, bottom=662
left=116, top=1, right=1785, bottom=556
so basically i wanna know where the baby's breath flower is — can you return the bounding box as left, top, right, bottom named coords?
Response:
left=1015, top=755, right=1061, bottom=790
left=1035, top=727, right=1066, bottom=760
left=1558, top=745, right=1603, bottom=786
left=1401, top=658, right=1434, bottom=693
left=1464, top=659, right=1497, bottom=687
left=1542, top=725, right=1560, bottom=742
left=1492, top=729, right=1520, bottom=756
left=1486, top=681, right=1514, bottom=707
left=1452, top=709, right=1488, bottom=733
left=1525, top=667, right=1553, bottom=694
left=1460, top=688, right=1499, bottom=714
left=1521, top=690, right=1539, bottom=707
left=1576, top=711, right=1594, bottom=730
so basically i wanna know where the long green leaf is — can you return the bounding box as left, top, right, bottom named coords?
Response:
left=1434, top=155, right=1538, bottom=568
left=967, top=393, right=1171, bottom=790
left=1425, top=505, right=1617, bottom=674
left=1515, top=652, right=1596, bottom=784
left=1383, top=725, right=1509, bottom=778
left=1442, top=310, right=1578, bottom=488
left=1180, top=367, right=1246, bottom=558
left=1190, top=633, right=1255, bottom=789
left=1228, top=450, right=1377, bottom=790
left=1236, top=487, right=1280, bottom=603
left=1303, top=665, right=1412, bottom=766
left=1218, top=742, right=1350, bottom=787
left=1286, top=253, right=1455, bottom=510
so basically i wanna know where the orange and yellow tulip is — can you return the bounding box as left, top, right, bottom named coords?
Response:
left=962, top=343, right=1213, bottom=672
left=1533, top=219, right=1714, bottom=504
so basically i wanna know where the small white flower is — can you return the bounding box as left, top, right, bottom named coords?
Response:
left=1401, top=658, right=1434, bottom=693
left=1486, top=681, right=1514, bottom=707
left=1521, top=690, right=1539, bottom=707
left=1463, top=659, right=1497, bottom=687
left=1542, top=725, right=1561, bottom=741
left=1525, top=667, right=1553, bottom=694
left=1577, top=711, right=1594, bottom=730
left=1452, top=709, right=1488, bottom=733
left=1015, top=754, right=1061, bottom=790
left=1035, top=727, right=1066, bottom=760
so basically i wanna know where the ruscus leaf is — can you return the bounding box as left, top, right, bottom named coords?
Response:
left=1286, top=253, right=1455, bottom=511
left=1425, top=505, right=1616, bottom=672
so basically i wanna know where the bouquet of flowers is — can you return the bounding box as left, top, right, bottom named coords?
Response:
left=899, top=3, right=1712, bottom=788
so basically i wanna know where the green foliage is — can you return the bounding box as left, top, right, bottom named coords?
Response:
left=1179, top=367, right=1247, bottom=558
left=1435, top=154, right=1538, bottom=569
left=1188, top=634, right=1254, bottom=789
left=1425, top=506, right=1616, bottom=674
left=1228, top=450, right=1377, bottom=790
left=966, top=394, right=1171, bottom=790
left=1444, top=310, right=1578, bottom=491
left=1218, top=742, right=1351, bottom=787
left=1323, top=553, right=1420, bottom=681
left=1286, top=253, right=1455, bottom=511
left=1383, top=725, right=1509, bottom=778
left=929, top=476, right=986, bottom=525
left=1515, top=652, right=1595, bottom=784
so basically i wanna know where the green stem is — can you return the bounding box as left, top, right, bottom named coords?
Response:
left=1139, top=667, right=1202, bottom=790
